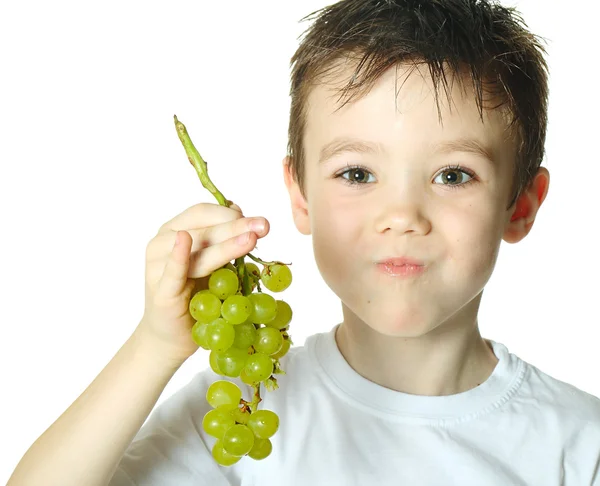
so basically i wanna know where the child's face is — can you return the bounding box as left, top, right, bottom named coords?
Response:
left=285, top=62, right=520, bottom=337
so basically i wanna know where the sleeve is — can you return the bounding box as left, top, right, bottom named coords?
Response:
left=108, top=368, right=250, bottom=486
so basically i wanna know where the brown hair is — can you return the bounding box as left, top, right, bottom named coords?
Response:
left=286, top=0, right=549, bottom=210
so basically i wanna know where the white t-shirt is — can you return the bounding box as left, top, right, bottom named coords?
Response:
left=110, top=324, right=600, bottom=485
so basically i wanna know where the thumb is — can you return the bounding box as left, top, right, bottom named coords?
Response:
left=156, top=230, right=193, bottom=299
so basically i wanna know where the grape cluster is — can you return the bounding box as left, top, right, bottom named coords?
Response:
left=188, top=260, right=292, bottom=466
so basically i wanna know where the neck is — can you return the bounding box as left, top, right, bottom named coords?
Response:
left=334, top=297, right=499, bottom=396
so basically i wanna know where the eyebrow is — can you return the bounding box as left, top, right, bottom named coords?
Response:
left=433, top=138, right=496, bottom=165
left=318, top=136, right=496, bottom=165
left=319, top=138, right=383, bottom=164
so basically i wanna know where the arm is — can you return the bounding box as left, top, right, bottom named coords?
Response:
left=7, top=328, right=184, bottom=486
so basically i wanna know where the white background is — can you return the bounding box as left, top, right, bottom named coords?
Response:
left=1, top=0, right=598, bottom=482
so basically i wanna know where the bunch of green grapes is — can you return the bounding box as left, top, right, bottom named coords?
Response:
left=189, top=260, right=293, bottom=466
left=174, top=115, right=292, bottom=466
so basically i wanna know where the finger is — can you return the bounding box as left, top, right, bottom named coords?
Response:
left=155, top=230, right=193, bottom=299
left=158, top=202, right=243, bottom=235
left=147, top=216, right=270, bottom=261
left=228, top=201, right=243, bottom=215
left=188, top=231, right=260, bottom=279
left=194, top=216, right=269, bottom=251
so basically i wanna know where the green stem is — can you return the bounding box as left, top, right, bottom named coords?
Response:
left=250, top=384, right=262, bottom=413
left=174, top=115, right=228, bottom=207
left=246, top=252, right=292, bottom=267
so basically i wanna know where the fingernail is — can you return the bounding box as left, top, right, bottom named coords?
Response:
left=236, top=232, right=250, bottom=245
left=249, top=218, right=265, bottom=233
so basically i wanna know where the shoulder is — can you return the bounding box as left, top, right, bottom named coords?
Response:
left=515, top=356, right=600, bottom=450
left=523, top=361, right=600, bottom=421
left=523, top=365, right=600, bottom=482
left=111, top=367, right=242, bottom=485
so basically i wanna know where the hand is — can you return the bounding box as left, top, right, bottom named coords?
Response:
left=134, top=202, right=269, bottom=366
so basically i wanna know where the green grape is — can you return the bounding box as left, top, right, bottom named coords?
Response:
left=212, top=439, right=242, bottom=466
left=240, top=367, right=257, bottom=385
left=271, top=338, right=291, bottom=359
left=254, top=326, right=283, bottom=355
left=230, top=407, right=250, bottom=425
left=209, top=350, right=224, bottom=375
left=248, top=292, right=277, bottom=324
left=224, top=262, right=236, bottom=272
left=232, top=321, right=257, bottom=350
left=244, top=352, right=274, bottom=383
left=265, top=300, right=293, bottom=330
left=248, top=437, right=272, bottom=460
left=247, top=409, right=279, bottom=439
left=191, top=321, right=210, bottom=350
left=209, top=268, right=239, bottom=300
left=222, top=424, right=255, bottom=456
left=216, top=346, right=249, bottom=378
left=206, top=318, right=235, bottom=352
left=260, top=264, right=292, bottom=292
left=245, top=262, right=260, bottom=277
left=194, top=289, right=214, bottom=300
left=189, top=291, right=222, bottom=323
left=206, top=380, right=242, bottom=409
left=221, top=294, right=252, bottom=325
left=202, top=406, right=236, bottom=439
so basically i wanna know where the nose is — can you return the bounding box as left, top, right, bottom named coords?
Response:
left=373, top=183, right=431, bottom=235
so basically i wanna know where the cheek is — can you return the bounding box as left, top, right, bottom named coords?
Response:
left=309, top=186, right=365, bottom=239
left=309, top=192, right=368, bottom=280
left=444, top=208, right=502, bottom=277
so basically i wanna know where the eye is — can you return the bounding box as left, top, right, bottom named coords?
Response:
left=334, top=163, right=477, bottom=190
left=335, top=165, right=376, bottom=186
left=433, top=165, right=476, bottom=190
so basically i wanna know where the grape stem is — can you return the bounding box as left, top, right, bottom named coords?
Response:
left=246, top=253, right=292, bottom=267
left=251, top=385, right=262, bottom=411
left=174, top=115, right=228, bottom=206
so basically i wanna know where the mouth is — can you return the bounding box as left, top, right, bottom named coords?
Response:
left=378, top=257, right=424, bottom=267
left=376, top=257, right=426, bottom=277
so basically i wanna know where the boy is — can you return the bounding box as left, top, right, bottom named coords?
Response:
left=8, top=0, right=600, bottom=485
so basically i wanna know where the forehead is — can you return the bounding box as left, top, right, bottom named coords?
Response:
left=303, top=61, right=516, bottom=164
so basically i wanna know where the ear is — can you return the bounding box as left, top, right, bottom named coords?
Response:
left=503, top=167, right=550, bottom=244
left=282, top=156, right=311, bottom=235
